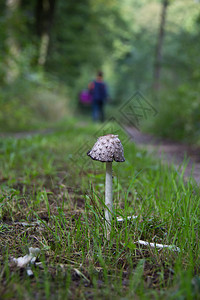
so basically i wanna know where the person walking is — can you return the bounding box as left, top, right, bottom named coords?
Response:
left=89, top=71, right=108, bottom=122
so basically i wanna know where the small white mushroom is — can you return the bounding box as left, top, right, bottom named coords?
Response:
left=87, top=134, right=125, bottom=237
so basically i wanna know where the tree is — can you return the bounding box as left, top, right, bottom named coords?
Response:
left=35, top=0, right=56, bottom=66
left=153, top=0, right=169, bottom=90
left=5, top=0, right=21, bottom=83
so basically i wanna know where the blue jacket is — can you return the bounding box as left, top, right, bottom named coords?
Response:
left=92, top=80, right=107, bottom=102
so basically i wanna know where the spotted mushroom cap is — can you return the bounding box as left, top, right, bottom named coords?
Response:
left=87, top=134, right=125, bottom=162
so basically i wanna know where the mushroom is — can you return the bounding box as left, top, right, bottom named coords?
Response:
left=87, top=134, right=125, bottom=236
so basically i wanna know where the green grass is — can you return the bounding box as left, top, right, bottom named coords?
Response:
left=0, top=119, right=200, bottom=299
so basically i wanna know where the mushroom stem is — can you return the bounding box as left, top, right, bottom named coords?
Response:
left=105, top=161, right=113, bottom=235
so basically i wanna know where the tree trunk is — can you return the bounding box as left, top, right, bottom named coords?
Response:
left=35, top=0, right=56, bottom=66
left=153, top=0, right=169, bottom=90
left=6, top=0, right=21, bottom=83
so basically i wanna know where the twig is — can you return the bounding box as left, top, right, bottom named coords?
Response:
left=137, top=240, right=181, bottom=252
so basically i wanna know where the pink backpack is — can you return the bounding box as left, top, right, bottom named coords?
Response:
left=79, top=89, right=92, bottom=105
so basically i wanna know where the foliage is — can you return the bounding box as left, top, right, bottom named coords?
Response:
left=0, top=75, right=70, bottom=132
left=0, top=0, right=200, bottom=137
left=147, top=83, right=200, bottom=141
left=145, top=8, right=200, bottom=141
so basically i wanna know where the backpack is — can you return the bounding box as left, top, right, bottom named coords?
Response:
left=79, top=89, right=92, bottom=105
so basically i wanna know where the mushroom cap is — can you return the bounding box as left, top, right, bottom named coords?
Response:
left=87, top=134, right=125, bottom=162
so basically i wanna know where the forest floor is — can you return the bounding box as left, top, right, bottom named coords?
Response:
left=1, top=120, right=200, bottom=299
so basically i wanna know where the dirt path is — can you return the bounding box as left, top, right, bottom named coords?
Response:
left=0, top=129, right=54, bottom=139
left=126, top=127, right=200, bottom=184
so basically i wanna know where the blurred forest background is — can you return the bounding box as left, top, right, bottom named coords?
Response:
left=0, top=0, right=200, bottom=141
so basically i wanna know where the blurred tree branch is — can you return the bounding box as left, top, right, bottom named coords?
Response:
left=153, top=0, right=169, bottom=91
left=5, top=0, right=21, bottom=83
left=36, top=0, right=56, bottom=66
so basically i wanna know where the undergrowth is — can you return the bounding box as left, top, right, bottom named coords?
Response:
left=0, top=76, right=70, bottom=132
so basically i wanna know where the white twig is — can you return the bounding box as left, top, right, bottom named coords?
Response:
left=137, top=240, right=180, bottom=252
